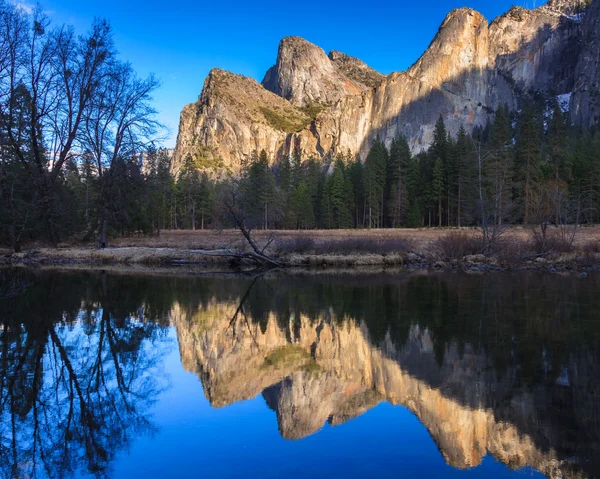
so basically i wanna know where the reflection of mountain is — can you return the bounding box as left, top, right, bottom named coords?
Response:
left=2, top=269, right=599, bottom=478
left=173, top=274, right=600, bottom=478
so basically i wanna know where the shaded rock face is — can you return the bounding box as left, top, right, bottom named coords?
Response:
left=571, top=0, right=600, bottom=126
left=173, top=0, right=600, bottom=173
left=173, top=300, right=599, bottom=478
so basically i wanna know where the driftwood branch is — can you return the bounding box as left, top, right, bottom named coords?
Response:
left=223, top=201, right=283, bottom=268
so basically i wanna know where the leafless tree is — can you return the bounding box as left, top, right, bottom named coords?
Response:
left=79, top=61, right=161, bottom=246
left=529, top=179, right=582, bottom=253
left=0, top=3, right=115, bottom=243
left=473, top=139, right=510, bottom=252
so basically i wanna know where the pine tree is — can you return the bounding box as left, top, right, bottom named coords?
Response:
left=432, top=157, right=445, bottom=227
left=488, top=104, right=514, bottom=225
left=406, top=157, right=423, bottom=227
left=547, top=100, right=571, bottom=184
left=515, top=104, right=541, bottom=224
left=365, top=138, right=388, bottom=228
left=348, top=155, right=365, bottom=227
left=406, top=200, right=422, bottom=228
left=278, top=154, right=292, bottom=194
left=454, top=126, right=474, bottom=227
left=386, top=134, right=411, bottom=227
left=431, top=115, right=449, bottom=225
left=197, top=172, right=215, bottom=230
left=176, top=154, right=202, bottom=230
left=330, top=160, right=352, bottom=228
left=290, top=181, right=315, bottom=229
left=242, top=150, right=278, bottom=229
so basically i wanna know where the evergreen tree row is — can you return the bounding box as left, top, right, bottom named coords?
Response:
left=168, top=100, right=600, bottom=231
left=3, top=95, right=600, bottom=247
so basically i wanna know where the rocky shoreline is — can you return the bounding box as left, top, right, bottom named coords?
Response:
left=2, top=246, right=598, bottom=275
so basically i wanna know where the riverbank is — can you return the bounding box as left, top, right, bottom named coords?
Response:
left=2, top=227, right=599, bottom=273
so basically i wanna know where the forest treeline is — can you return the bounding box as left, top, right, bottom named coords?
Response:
left=1, top=1, right=600, bottom=251
left=145, top=101, right=600, bottom=235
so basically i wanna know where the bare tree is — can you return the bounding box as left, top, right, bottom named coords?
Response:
left=0, top=3, right=114, bottom=243
left=529, top=179, right=582, bottom=253
left=79, top=61, right=161, bottom=246
left=473, top=139, right=511, bottom=252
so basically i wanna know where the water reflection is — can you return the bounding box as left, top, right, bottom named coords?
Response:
left=1, top=269, right=599, bottom=478
left=0, top=270, right=170, bottom=478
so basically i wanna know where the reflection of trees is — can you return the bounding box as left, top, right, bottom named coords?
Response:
left=238, top=272, right=600, bottom=384
left=0, top=270, right=169, bottom=478
left=174, top=270, right=600, bottom=476
left=2, top=268, right=600, bottom=477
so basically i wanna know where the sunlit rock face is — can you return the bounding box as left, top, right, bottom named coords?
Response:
left=172, top=302, right=595, bottom=478
left=261, top=37, right=372, bottom=107
left=172, top=69, right=308, bottom=176
left=173, top=0, right=599, bottom=173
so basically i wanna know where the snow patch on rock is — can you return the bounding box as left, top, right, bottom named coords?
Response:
left=558, top=92, right=572, bottom=113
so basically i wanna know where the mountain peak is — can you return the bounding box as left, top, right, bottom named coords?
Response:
left=174, top=0, right=600, bottom=173
left=262, top=36, right=367, bottom=106
left=328, top=50, right=385, bottom=88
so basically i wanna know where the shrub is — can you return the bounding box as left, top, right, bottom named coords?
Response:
left=490, top=237, right=531, bottom=265
left=436, top=232, right=483, bottom=260
left=582, top=240, right=600, bottom=255
left=277, top=236, right=413, bottom=256
left=277, top=236, right=315, bottom=254
left=529, top=229, right=574, bottom=255
left=260, top=106, right=309, bottom=133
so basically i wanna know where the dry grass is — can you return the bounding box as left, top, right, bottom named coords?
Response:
left=4, top=226, right=600, bottom=269
left=109, top=228, right=471, bottom=254
left=17, top=246, right=229, bottom=266
left=277, top=236, right=413, bottom=256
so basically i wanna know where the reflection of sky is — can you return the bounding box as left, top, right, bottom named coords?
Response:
left=109, top=330, right=543, bottom=479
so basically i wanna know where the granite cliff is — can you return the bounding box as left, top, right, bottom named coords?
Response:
left=173, top=0, right=600, bottom=174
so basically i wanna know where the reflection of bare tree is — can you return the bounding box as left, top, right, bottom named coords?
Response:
left=0, top=275, right=168, bottom=479
left=0, top=269, right=31, bottom=300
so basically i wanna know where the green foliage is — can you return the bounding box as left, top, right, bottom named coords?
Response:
left=365, top=138, right=388, bottom=228
left=515, top=103, right=542, bottom=224
left=260, top=107, right=310, bottom=133
left=239, top=150, right=279, bottom=229
left=386, top=134, right=411, bottom=227
left=299, top=102, right=324, bottom=121
left=290, top=182, right=315, bottom=229
left=322, top=160, right=353, bottom=229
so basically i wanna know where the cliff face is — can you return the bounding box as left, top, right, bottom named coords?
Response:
left=173, top=69, right=310, bottom=175
left=571, top=0, right=600, bottom=126
left=261, top=37, right=373, bottom=107
left=173, top=0, right=599, bottom=173
left=172, top=302, right=598, bottom=478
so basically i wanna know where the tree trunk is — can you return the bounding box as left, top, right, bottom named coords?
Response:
left=100, top=216, right=109, bottom=248
left=457, top=183, right=462, bottom=228
left=9, top=224, right=21, bottom=253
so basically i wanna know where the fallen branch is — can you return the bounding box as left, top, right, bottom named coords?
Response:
left=172, top=248, right=282, bottom=268
left=223, top=201, right=283, bottom=268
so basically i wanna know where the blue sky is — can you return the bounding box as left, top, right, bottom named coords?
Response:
left=34, top=0, right=527, bottom=147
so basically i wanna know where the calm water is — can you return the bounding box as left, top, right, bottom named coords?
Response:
left=1, top=268, right=599, bottom=479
